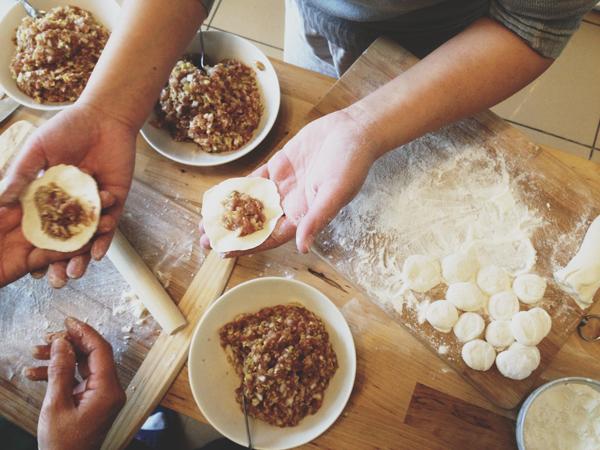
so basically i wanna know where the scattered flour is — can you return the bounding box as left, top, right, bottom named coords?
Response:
left=0, top=258, right=159, bottom=393
left=316, top=134, right=544, bottom=316
left=524, top=382, right=600, bottom=450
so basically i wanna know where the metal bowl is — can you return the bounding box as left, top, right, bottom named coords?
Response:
left=516, top=376, right=600, bottom=450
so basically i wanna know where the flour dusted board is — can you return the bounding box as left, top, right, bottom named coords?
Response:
left=309, top=38, right=600, bottom=409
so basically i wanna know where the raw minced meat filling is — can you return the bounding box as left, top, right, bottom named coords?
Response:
left=155, top=59, right=263, bottom=153
left=221, top=190, right=266, bottom=237
left=219, top=304, right=338, bottom=427
left=34, top=182, right=93, bottom=240
left=10, top=5, right=109, bottom=103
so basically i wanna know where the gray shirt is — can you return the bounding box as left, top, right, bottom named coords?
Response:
left=201, top=0, right=595, bottom=58
left=302, top=0, right=597, bottom=58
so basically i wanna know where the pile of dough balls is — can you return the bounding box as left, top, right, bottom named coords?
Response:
left=403, top=251, right=551, bottom=380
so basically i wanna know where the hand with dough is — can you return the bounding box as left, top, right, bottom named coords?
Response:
left=0, top=105, right=136, bottom=288
left=200, top=110, right=382, bottom=255
left=0, top=0, right=210, bottom=287
left=25, top=317, right=126, bottom=450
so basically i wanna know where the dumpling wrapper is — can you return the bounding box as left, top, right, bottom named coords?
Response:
left=202, top=177, right=283, bottom=253
left=21, top=164, right=101, bottom=252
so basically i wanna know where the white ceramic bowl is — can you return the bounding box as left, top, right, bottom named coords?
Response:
left=0, top=0, right=121, bottom=111
left=140, top=30, right=281, bottom=167
left=188, top=277, right=356, bottom=450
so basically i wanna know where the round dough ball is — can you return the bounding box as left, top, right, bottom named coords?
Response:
left=426, top=300, right=459, bottom=333
left=20, top=165, right=100, bottom=252
left=453, top=312, right=485, bottom=343
left=528, top=307, right=552, bottom=337
left=446, top=282, right=487, bottom=312
left=510, top=308, right=552, bottom=346
left=485, top=320, right=515, bottom=349
left=461, top=339, right=496, bottom=371
left=477, top=265, right=511, bottom=295
left=488, top=291, right=520, bottom=320
left=496, top=342, right=540, bottom=380
left=403, top=255, right=442, bottom=293
left=513, top=273, right=547, bottom=304
left=441, top=251, right=479, bottom=284
left=201, top=177, right=284, bottom=253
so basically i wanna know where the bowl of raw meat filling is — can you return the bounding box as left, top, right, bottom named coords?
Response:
left=188, top=277, right=356, bottom=450
left=141, top=30, right=281, bottom=167
left=0, top=0, right=120, bottom=110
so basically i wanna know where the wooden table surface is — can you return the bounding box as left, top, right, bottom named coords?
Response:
left=153, top=58, right=600, bottom=449
left=3, top=54, right=600, bottom=449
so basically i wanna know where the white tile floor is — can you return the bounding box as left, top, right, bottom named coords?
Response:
left=206, top=1, right=600, bottom=162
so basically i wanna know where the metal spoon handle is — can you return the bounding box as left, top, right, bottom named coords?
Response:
left=242, top=393, right=253, bottom=449
left=18, top=0, right=40, bottom=18
left=199, top=29, right=207, bottom=70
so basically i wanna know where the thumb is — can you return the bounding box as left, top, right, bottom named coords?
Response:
left=296, top=185, right=343, bottom=254
left=0, top=135, right=47, bottom=205
left=45, top=337, right=76, bottom=408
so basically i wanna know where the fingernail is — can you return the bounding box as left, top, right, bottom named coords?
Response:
left=30, top=269, right=46, bottom=279
left=66, top=261, right=81, bottom=279
left=51, top=336, right=69, bottom=352
left=48, top=273, right=67, bottom=289
left=65, top=316, right=80, bottom=328
left=92, top=245, right=107, bottom=261
left=45, top=331, right=69, bottom=343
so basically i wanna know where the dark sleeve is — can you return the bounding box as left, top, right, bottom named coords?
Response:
left=489, top=0, right=597, bottom=58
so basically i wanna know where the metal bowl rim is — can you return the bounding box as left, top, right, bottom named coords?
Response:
left=516, top=376, right=600, bottom=450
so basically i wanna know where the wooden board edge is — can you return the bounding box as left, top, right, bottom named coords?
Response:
left=100, top=252, right=236, bottom=450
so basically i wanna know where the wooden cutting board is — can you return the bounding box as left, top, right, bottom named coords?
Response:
left=297, top=39, right=600, bottom=409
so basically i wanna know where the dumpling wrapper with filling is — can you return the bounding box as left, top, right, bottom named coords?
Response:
left=202, top=177, right=283, bottom=253
left=21, top=164, right=100, bottom=252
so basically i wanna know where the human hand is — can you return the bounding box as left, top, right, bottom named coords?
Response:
left=26, top=317, right=126, bottom=450
left=200, top=109, right=382, bottom=255
left=0, top=102, right=137, bottom=288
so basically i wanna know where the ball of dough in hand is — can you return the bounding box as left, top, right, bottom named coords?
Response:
left=453, top=312, right=485, bottom=342
left=426, top=300, right=459, bottom=333
left=488, top=291, right=520, bottom=320
left=477, top=265, right=511, bottom=295
left=485, top=320, right=515, bottom=349
left=513, top=273, right=547, bottom=304
left=496, top=342, right=540, bottom=380
left=510, top=308, right=552, bottom=346
left=441, top=251, right=479, bottom=284
left=403, top=255, right=442, bottom=293
left=446, top=282, right=487, bottom=312
left=461, top=339, right=496, bottom=371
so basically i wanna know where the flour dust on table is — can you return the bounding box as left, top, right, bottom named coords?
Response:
left=0, top=258, right=159, bottom=394
left=314, top=124, right=595, bottom=382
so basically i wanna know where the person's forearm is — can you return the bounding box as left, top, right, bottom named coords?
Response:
left=346, top=17, right=553, bottom=157
left=78, top=0, right=207, bottom=129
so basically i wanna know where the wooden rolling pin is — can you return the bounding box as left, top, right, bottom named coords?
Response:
left=107, top=228, right=187, bottom=335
